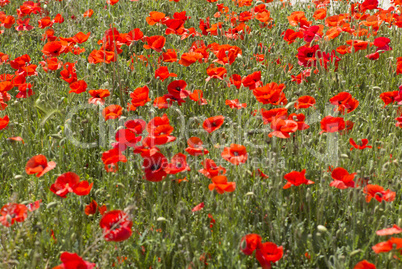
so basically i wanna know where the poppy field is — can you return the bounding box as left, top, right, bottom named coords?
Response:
left=2, top=0, right=402, bottom=268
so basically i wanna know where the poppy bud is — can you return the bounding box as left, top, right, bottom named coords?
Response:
left=317, top=225, right=327, bottom=233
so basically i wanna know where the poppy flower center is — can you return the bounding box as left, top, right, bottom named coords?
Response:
left=233, top=151, right=239, bottom=156
left=306, top=52, right=314, bottom=58
left=151, top=164, right=160, bottom=171
left=176, top=87, right=181, bottom=91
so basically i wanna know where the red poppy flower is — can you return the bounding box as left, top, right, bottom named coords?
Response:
left=329, top=92, right=359, bottom=114
left=353, top=260, right=376, bottom=269
left=185, top=137, right=209, bottom=156
left=253, top=82, right=287, bottom=105
left=269, top=118, right=298, bottom=139
left=125, top=119, right=146, bottom=135
left=160, top=49, right=178, bottom=63
left=189, top=90, right=208, bottom=105
left=165, top=153, right=190, bottom=174
left=240, top=234, right=262, bottom=255
left=297, top=44, right=320, bottom=67
left=225, top=99, right=247, bottom=109
left=221, top=144, right=248, bottom=165
left=319, top=116, right=345, bottom=134
left=199, top=159, right=226, bottom=178
left=242, top=71, right=262, bottom=90
left=142, top=152, right=168, bottom=182
left=25, top=154, right=56, bottom=177
left=146, top=11, right=166, bottom=25
left=128, top=86, right=151, bottom=111
left=60, top=62, right=77, bottom=84
left=206, top=64, right=227, bottom=81
left=260, top=108, right=288, bottom=124
left=192, top=202, right=204, bottom=212
left=155, top=66, right=177, bottom=82
left=229, top=74, right=242, bottom=89
left=88, top=89, right=110, bottom=105
left=145, top=115, right=176, bottom=147
left=143, top=35, right=166, bottom=52
left=101, top=148, right=127, bottom=172
left=329, top=167, right=356, bottom=189
left=53, top=252, right=95, bottom=269
left=376, top=225, right=402, bottom=236
left=83, top=9, right=94, bottom=18
left=102, top=105, right=122, bottom=121
left=50, top=172, right=93, bottom=198
left=255, top=242, right=284, bottom=269
left=0, top=203, right=28, bottom=227
left=203, top=116, right=224, bottom=133
left=69, top=80, right=87, bottom=94
left=99, top=210, right=132, bottom=242
left=88, top=49, right=117, bottom=64
left=363, top=184, right=396, bottom=203
left=295, top=95, right=316, bottom=109
left=379, top=91, right=399, bottom=107
left=288, top=113, right=309, bottom=130
left=114, top=129, right=142, bottom=151
left=283, top=169, right=314, bottom=189
left=167, top=80, right=190, bottom=99
left=0, top=114, right=9, bottom=130
left=350, top=138, right=372, bottom=151
left=208, top=175, right=236, bottom=194
left=42, top=41, right=69, bottom=57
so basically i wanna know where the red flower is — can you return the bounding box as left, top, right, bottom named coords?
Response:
left=225, top=99, right=247, bottom=109
left=0, top=203, right=28, bottom=227
left=283, top=169, right=314, bottom=189
left=50, top=172, right=93, bottom=198
left=297, top=44, right=320, bottom=67
left=269, top=118, right=298, bottom=139
left=350, top=138, right=372, bottom=151
left=125, top=119, right=146, bottom=135
left=142, top=152, right=168, bottom=182
left=253, top=82, right=287, bottom=105
left=128, top=86, right=151, bottom=111
left=295, top=95, right=316, bottom=109
left=242, top=71, right=262, bottom=90
left=114, top=129, right=142, bottom=151
left=143, top=35, right=166, bottom=52
left=329, top=92, right=359, bottom=114
left=185, top=137, right=209, bottom=156
left=319, top=116, right=345, bottom=134
left=167, top=80, right=190, bottom=99
left=208, top=176, right=236, bottom=194
left=240, top=234, right=262, bottom=255
left=155, top=66, right=177, bottom=82
left=376, top=225, right=402, bottom=236
left=165, top=153, right=190, bottom=174
left=88, top=89, right=110, bottom=105
left=329, top=167, right=356, bottom=189
left=255, top=242, right=284, bottom=269
left=288, top=113, right=309, bottom=130
left=364, top=184, right=396, bottom=203
left=101, top=148, right=127, bottom=172
left=99, top=210, right=132, bottom=242
left=221, top=144, right=248, bottom=165
left=53, top=252, right=95, bottom=269
left=260, top=108, right=288, bottom=124
left=192, top=202, right=205, bottom=212
left=0, top=114, right=9, bottom=130
left=203, top=116, right=224, bottom=133
left=42, top=41, right=69, bottom=57
left=353, top=260, right=376, bottom=269
left=229, top=74, right=242, bottom=89
left=189, top=90, right=208, bottom=105
left=199, top=159, right=226, bottom=178
left=69, top=80, right=87, bottom=94
left=102, top=105, right=122, bottom=121
left=25, top=154, right=56, bottom=177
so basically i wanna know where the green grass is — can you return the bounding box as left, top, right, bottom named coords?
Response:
left=1, top=0, right=402, bottom=268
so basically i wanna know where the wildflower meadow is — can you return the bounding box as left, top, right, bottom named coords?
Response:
left=1, top=0, right=402, bottom=268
